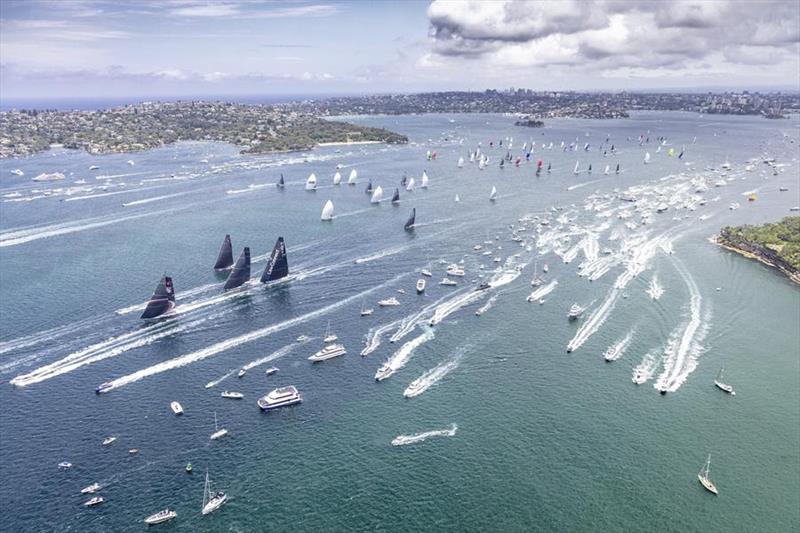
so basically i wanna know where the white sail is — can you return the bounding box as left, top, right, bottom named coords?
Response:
left=370, top=186, right=383, bottom=204
left=321, top=200, right=334, bottom=220
left=489, top=186, right=497, bottom=201
left=348, top=169, right=358, bottom=184
left=644, top=152, right=651, bottom=164
left=305, top=173, right=317, bottom=190
left=333, top=171, right=342, bottom=185
left=420, top=171, right=429, bottom=188
left=454, top=194, right=460, bottom=202
left=478, top=158, right=486, bottom=170
left=406, top=177, right=415, bottom=191
left=604, top=164, right=610, bottom=175
left=573, top=161, right=580, bottom=174
left=457, top=157, right=464, bottom=168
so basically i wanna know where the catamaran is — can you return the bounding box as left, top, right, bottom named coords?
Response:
left=213, top=234, right=234, bottom=271
left=321, top=199, right=334, bottom=221
left=714, top=368, right=735, bottom=395
left=209, top=412, right=228, bottom=440
left=309, top=343, right=347, bottom=362
left=170, top=401, right=184, bottom=415
left=323, top=320, right=338, bottom=343
left=144, top=509, right=177, bottom=525
left=201, top=471, right=228, bottom=515
left=698, top=454, right=719, bottom=495
left=305, top=173, right=317, bottom=190
left=140, top=275, right=176, bottom=320
left=347, top=168, right=358, bottom=185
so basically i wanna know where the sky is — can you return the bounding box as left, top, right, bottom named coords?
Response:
left=1, top=0, right=799, bottom=101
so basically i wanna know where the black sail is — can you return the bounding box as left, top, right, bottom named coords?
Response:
left=140, top=276, right=176, bottom=320
left=213, top=234, right=234, bottom=271
left=261, top=236, right=289, bottom=283
left=365, top=180, right=372, bottom=194
left=278, top=173, right=285, bottom=187
left=391, top=188, right=400, bottom=203
left=404, top=208, right=416, bottom=231
left=224, top=247, right=251, bottom=290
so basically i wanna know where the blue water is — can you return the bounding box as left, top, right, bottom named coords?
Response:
left=0, top=112, right=798, bottom=532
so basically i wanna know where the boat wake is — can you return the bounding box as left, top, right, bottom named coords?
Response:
left=205, top=340, right=304, bottom=388
left=403, top=345, right=467, bottom=398
left=566, top=289, right=619, bottom=353
left=390, top=293, right=451, bottom=343
left=361, top=319, right=401, bottom=357
left=429, top=289, right=488, bottom=326
left=391, top=423, right=457, bottom=446
left=376, top=326, right=435, bottom=381
left=604, top=330, right=633, bottom=361
left=646, top=275, right=665, bottom=300
left=122, top=191, right=193, bottom=207
left=632, top=349, right=660, bottom=384
left=526, top=279, right=558, bottom=302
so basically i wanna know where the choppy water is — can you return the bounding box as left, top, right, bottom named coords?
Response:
left=1, top=112, right=798, bottom=532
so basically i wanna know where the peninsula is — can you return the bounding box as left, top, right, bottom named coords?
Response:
left=0, top=101, right=407, bottom=158
left=717, top=217, right=800, bottom=284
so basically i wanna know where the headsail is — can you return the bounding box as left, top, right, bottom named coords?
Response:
left=321, top=199, right=334, bottom=221
left=277, top=174, right=285, bottom=188
left=406, top=177, right=415, bottom=191
left=420, top=171, right=429, bottom=188
left=391, top=188, right=400, bottom=204
left=305, top=173, right=317, bottom=190
left=140, top=276, right=176, bottom=320
left=333, top=171, right=342, bottom=185
left=348, top=169, right=358, bottom=184
left=404, top=208, right=416, bottom=231
left=224, top=247, right=251, bottom=290
left=489, top=186, right=497, bottom=201
left=213, top=234, right=234, bottom=271
left=261, top=237, right=289, bottom=283
left=371, top=186, right=383, bottom=204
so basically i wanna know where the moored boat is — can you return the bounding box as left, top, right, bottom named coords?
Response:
left=221, top=391, right=244, bottom=399
left=309, top=343, right=347, bottom=362
left=201, top=471, right=228, bottom=515
left=416, top=279, right=426, bottom=294
left=257, top=385, right=302, bottom=410
left=144, top=509, right=177, bottom=525
left=170, top=401, right=184, bottom=415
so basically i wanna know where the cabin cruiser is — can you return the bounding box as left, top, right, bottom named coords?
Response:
left=237, top=368, right=246, bottom=378
left=420, top=268, right=432, bottom=277
left=404, top=378, right=424, bottom=398
left=84, top=496, right=104, bottom=507
left=170, top=401, right=184, bottom=415
left=416, top=279, right=426, bottom=294
left=265, top=367, right=279, bottom=376
left=144, top=509, right=177, bottom=525
left=378, top=297, right=400, bottom=307
left=439, top=278, right=457, bottom=286
left=102, top=436, right=117, bottom=446
left=375, top=363, right=393, bottom=381
left=81, top=483, right=101, bottom=494
left=221, top=391, right=244, bottom=399
left=446, top=265, right=465, bottom=277
left=603, top=346, right=620, bottom=361
left=567, top=304, right=585, bottom=320
left=95, top=382, right=113, bottom=394
left=309, top=343, right=347, bottom=362
left=58, top=461, right=72, bottom=470
left=258, top=385, right=302, bottom=410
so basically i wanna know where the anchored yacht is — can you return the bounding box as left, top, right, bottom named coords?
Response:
left=698, top=454, right=719, bottom=495
left=201, top=471, right=228, bottom=515
left=144, top=509, right=177, bottom=525
left=258, top=385, right=302, bottom=410
left=309, top=343, right=347, bottom=362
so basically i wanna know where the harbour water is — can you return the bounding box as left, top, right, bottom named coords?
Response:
left=0, top=112, right=798, bottom=532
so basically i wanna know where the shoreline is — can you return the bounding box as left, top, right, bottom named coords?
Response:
left=714, top=235, right=800, bottom=285
left=316, top=140, right=383, bottom=147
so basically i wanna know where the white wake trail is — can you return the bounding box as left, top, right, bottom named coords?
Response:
left=361, top=319, right=402, bottom=357
left=391, top=423, right=458, bottom=446
left=566, top=288, right=621, bottom=353
left=403, top=346, right=466, bottom=398
left=632, top=349, right=660, bottom=384
left=429, top=289, right=488, bottom=326
left=526, top=279, right=558, bottom=302
left=122, top=191, right=193, bottom=207
left=204, top=340, right=303, bottom=388
left=376, top=326, right=435, bottom=381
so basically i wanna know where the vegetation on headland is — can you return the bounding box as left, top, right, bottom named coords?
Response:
left=718, top=217, right=800, bottom=283
left=0, top=101, right=407, bottom=158
left=514, top=118, right=545, bottom=128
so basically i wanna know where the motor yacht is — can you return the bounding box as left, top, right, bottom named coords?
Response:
left=378, top=297, right=400, bottom=307
left=81, top=483, right=101, bottom=494
left=170, top=401, right=184, bottom=415
left=567, top=304, right=585, bottom=320
left=439, top=278, right=457, bottom=286
left=265, top=367, right=279, bottom=376
left=102, top=436, right=117, bottom=446
left=309, top=343, right=346, bottom=362
left=221, top=391, right=244, bottom=399
left=257, top=385, right=302, bottom=410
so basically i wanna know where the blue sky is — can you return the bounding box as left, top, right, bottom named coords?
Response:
left=1, top=0, right=799, bottom=100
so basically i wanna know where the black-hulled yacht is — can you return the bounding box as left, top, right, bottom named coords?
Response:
left=404, top=208, right=416, bottom=231
left=391, top=188, right=400, bottom=204
left=260, top=237, right=289, bottom=283
left=140, top=275, right=176, bottom=320
left=213, top=234, right=234, bottom=271
left=223, top=247, right=251, bottom=290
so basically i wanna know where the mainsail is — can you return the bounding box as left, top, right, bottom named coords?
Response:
left=321, top=199, right=334, bottom=220
left=348, top=169, right=358, bottom=185
left=391, top=188, right=400, bottom=204
left=141, top=276, right=176, bottom=320
left=404, top=208, right=416, bottom=231
left=371, top=186, right=383, bottom=204
left=213, top=234, right=234, bottom=271
left=277, top=174, right=285, bottom=188
left=644, top=152, right=651, bottom=164
left=224, top=247, right=251, bottom=290
left=421, top=171, right=429, bottom=188
left=406, top=177, right=415, bottom=191
left=261, top=237, right=289, bottom=283
left=365, top=180, right=373, bottom=194
left=333, top=171, right=342, bottom=185
left=490, top=186, right=497, bottom=201
left=457, top=157, right=464, bottom=168
left=305, top=173, right=317, bottom=190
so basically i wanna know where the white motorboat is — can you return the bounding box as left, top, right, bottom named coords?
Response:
left=221, top=391, right=244, bottom=399
left=81, top=483, right=101, bottom=494
left=603, top=346, right=621, bottom=361
left=567, top=304, right=585, bottom=320
left=209, top=412, right=228, bottom=440
left=309, top=343, right=346, bottom=362
left=257, top=385, right=302, bottom=410
left=201, top=471, right=228, bottom=515
left=296, top=335, right=311, bottom=343
left=144, top=509, right=177, bottom=525
left=170, top=401, right=184, bottom=415
left=375, top=363, right=393, bottom=381
left=360, top=301, right=374, bottom=316
left=58, top=461, right=72, bottom=470
left=378, top=297, right=400, bottom=307
left=698, top=454, right=719, bottom=495
left=404, top=378, right=424, bottom=398
left=102, top=436, right=117, bottom=446
left=323, top=320, right=338, bottom=343
left=265, top=367, right=279, bottom=376
left=416, top=279, right=426, bottom=294
left=84, top=496, right=104, bottom=507
left=439, top=278, right=457, bottom=286
left=237, top=368, right=246, bottom=378
left=714, top=368, right=735, bottom=395
left=542, top=264, right=549, bottom=273
left=446, top=265, right=465, bottom=277
left=421, top=268, right=433, bottom=277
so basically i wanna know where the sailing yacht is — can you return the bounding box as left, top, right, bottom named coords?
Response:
left=277, top=174, right=285, bottom=188
left=644, top=152, right=651, bottom=164
left=144, top=509, right=177, bottom=525
left=305, top=173, right=317, bottom=190
left=714, top=368, right=735, bottom=395
left=698, top=455, right=719, bottom=495
left=371, top=186, right=383, bottom=203
left=391, top=188, right=400, bottom=204
left=573, top=161, right=580, bottom=174
left=454, top=194, right=460, bottom=202
left=321, top=199, right=334, bottom=221
left=323, top=321, right=338, bottom=343
left=201, top=471, right=228, bottom=515
left=404, top=208, right=416, bottom=231
left=421, top=171, right=429, bottom=188
left=333, top=171, right=342, bottom=185
left=347, top=168, right=358, bottom=184
left=457, top=157, right=464, bottom=168
left=213, top=235, right=234, bottom=271
left=209, top=412, right=228, bottom=440
left=223, top=247, right=251, bottom=290
left=405, top=176, right=415, bottom=191
left=365, top=180, right=373, bottom=194
left=360, top=301, right=374, bottom=316
left=489, top=186, right=497, bottom=202
left=140, top=276, right=176, bottom=320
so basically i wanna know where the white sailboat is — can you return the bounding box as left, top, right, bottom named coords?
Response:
left=604, top=164, right=610, bottom=175
left=323, top=320, right=338, bottom=343
left=370, top=186, right=383, bottom=203
left=201, top=471, right=228, bottom=515
left=489, top=186, right=497, bottom=202
left=420, top=171, right=429, bottom=188
left=457, top=157, right=464, bottom=168
left=347, top=168, right=358, bottom=184
left=698, top=454, right=719, bottom=495
left=320, top=200, right=334, bottom=221
left=305, top=173, right=317, bottom=190
left=644, top=152, right=651, bottom=164
left=333, top=171, right=342, bottom=185
left=573, top=161, right=580, bottom=174
left=454, top=194, right=460, bottom=202
left=405, top=177, right=415, bottom=191
left=209, top=412, right=228, bottom=440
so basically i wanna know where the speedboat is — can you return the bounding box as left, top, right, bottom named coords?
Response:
left=446, top=265, right=465, bottom=277
left=170, top=401, right=184, bottom=415
left=58, top=461, right=72, bottom=470
left=257, top=385, right=302, bottom=410
left=309, top=343, right=346, bottom=362
left=440, top=278, right=457, bottom=286
left=475, top=282, right=491, bottom=291
left=102, top=436, right=117, bottom=446
left=237, top=368, right=246, bottom=378
left=404, top=378, right=424, bottom=398
left=603, top=346, right=620, bottom=361
left=95, top=382, right=113, bottom=394
left=567, top=304, right=584, bottom=320
left=296, top=335, right=311, bottom=343
left=144, top=509, right=177, bottom=525
left=714, top=368, right=735, bottom=395
left=81, top=483, right=101, bottom=494
left=84, top=496, right=104, bottom=507
left=221, top=391, right=244, bottom=399
left=201, top=472, right=228, bottom=515
left=129, top=448, right=139, bottom=455
left=378, top=297, right=400, bottom=307
left=375, top=363, right=393, bottom=381
left=416, top=279, right=426, bottom=294
left=265, top=367, right=279, bottom=376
